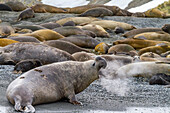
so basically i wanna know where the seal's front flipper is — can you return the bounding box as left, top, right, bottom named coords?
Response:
left=23, top=104, right=35, bottom=113
left=69, top=95, right=83, bottom=106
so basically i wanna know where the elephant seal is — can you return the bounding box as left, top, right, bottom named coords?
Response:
left=0, top=42, right=75, bottom=65
left=131, top=12, right=145, bottom=17
left=72, top=51, right=95, bottom=61
left=53, top=26, right=96, bottom=37
left=95, top=42, right=109, bottom=54
left=149, top=73, right=170, bottom=85
left=79, top=7, right=113, bottom=17
left=161, top=51, right=170, bottom=57
left=77, top=24, right=110, bottom=37
left=17, top=8, right=35, bottom=21
left=43, top=40, right=89, bottom=54
left=13, top=25, right=46, bottom=31
left=123, top=28, right=162, bottom=38
left=0, top=4, right=13, bottom=11
left=5, top=1, right=26, bottom=11
left=59, top=35, right=100, bottom=48
left=17, top=29, right=33, bottom=34
left=11, top=29, right=65, bottom=41
left=114, top=27, right=125, bottom=34
left=116, top=62, right=170, bottom=78
left=134, top=31, right=170, bottom=42
left=56, top=17, right=100, bottom=25
left=7, top=36, right=41, bottom=43
left=40, top=22, right=61, bottom=29
left=0, top=22, right=15, bottom=37
left=108, top=44, right=135, bottom=55
left=89, top=20, right=136, bottom=30
left=113, top=38, right=170, bottom=49
left=67, top=5, right=120, bottom=15
left=0, top=39, right=19, bottom=47
left=63, top=21, right=76, bottom=26
left=31, top=4, right=67, bottom=13
left=162, top=24, right=170, bottom=34
left=6, top=56, right=107, bottom=112
left=138, top=44, right=170, bottom=56
left=139, top=52, right=168, bottom=62
left=14, top=59, right=43, bottom=73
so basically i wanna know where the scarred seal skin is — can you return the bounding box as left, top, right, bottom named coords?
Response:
left=0, top=42, right=75, bottom=65
left=6, top=57, right=107, bottom=112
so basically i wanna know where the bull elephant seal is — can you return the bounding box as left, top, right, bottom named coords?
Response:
left=17, top=8, right=35, bottom=21
left=79, top=7, right=113, bottom=17
left=0, top=4, right=13, bottom=11
left=0, top=42, right=75, bottom=65
left=6, top=57, right=107, bottom=112
left=43, top=40, right=89, bottom=54
left=123, top=28, right=162, bottom=38
left=31, top=4, right=67, bottom=13
left=116, top=62, right=170, bottom=78
left=5, top=1, right=26, bottom=11
left=14, top=59, right=43, bottom=73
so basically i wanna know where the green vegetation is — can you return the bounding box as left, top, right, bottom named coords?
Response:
left=156, top=0, right=170, bottom=14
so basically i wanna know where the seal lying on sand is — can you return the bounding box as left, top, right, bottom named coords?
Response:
left=0, top=42, right=75, bottom=65
left=116, top=62, right=170, bottom=78
left=6, top=57, right=107, bottom=112
left=17, top=8, right=35, bottom=21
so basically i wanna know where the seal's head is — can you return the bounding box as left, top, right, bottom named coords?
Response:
left=93, top=56, right=107, bottom=71
left=162, top=24, right=170, bottom=34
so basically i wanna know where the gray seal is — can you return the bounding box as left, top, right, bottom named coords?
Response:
left=6, top=56, right=107, bottom=112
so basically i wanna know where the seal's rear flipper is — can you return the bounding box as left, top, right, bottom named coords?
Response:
left=14, top=96, right=23, bottom=112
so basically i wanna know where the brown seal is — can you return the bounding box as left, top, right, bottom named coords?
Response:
left=17, top=8, right=35, bottom=21
left=138, top=44, right=170, bottom=56
left=43, top=40, right=89, bottom=54
left=113, top=38, right=170, bottom=49
left=11, top=29, right=65, bottom=41
left=123, top=28, right=162, bottom=38
left=14, top=59, right=43, bottom=73
left=162, top=24, right=170, bottom=34
left=0, top=39, right=19, bottom=47
left=77, top=24, right=110, bottom=37
left=40, top=22, right=61, bottom=29
left=95, top=42, right=109, bottom=54
left=108, top=44, right=136, bottom=55
left=0, top=22, right=15, bottom=37
left=0, top=4, right=13, bottom=11
left=79, top=7, right=113, bottom=17
left=6, top=57, right=107, bottom=112
left=5, top=1, right=26, bottom=11
left=7, top=36, right=41, bottom=43
left=59, top=35, right=100, bottom=48
left=144, top=8, right=166, bottom=18
left=31, top=4, right=68, bottom=13
left=72, top=51, right=95, bottom=61
left=56, top=17, right=100, bottom=25
left=134, top=31, right=170, bottom=42
left=89, top=20, right=136, bottom=30
left=53, top=26, right=96, bottom=38
left=0, top=42, right=75, bottom=65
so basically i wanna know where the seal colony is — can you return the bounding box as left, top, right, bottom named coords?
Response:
left=0, top=1, right=169, bottom=113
